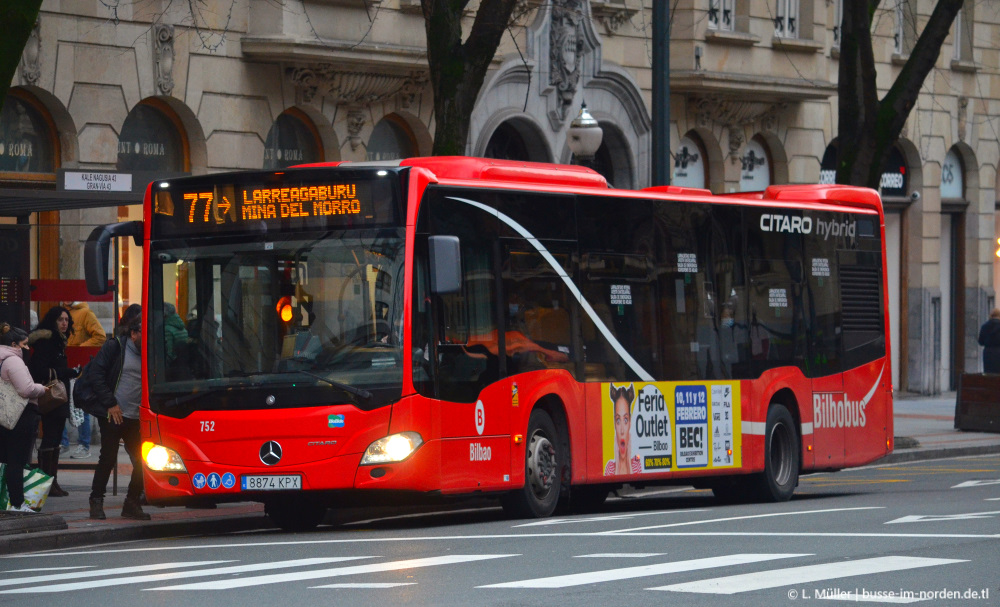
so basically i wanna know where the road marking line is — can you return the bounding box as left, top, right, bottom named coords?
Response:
left=1, top=566, right=96, bottom=573
left=0, top=561, right=232, bottom=588
left=650, top=556, right=966, bottom=594
left=312, top=582, right=417, bottom=588
left=601, top=507, right=884, bottom=534
left=815, top=591, right=927, bottom=603
left=514, top=510, right=705, bottom=527
left=952, top=479, right=1000, bottom=488
left=886, top=510, right=1000, bottom=524
left=147, top=555, right=517, bottom=591
left=575, top=553, right=665, bottom=558
left=0, top=558, right=362, bottom=594
left=478, top=553, right=807, bottom=589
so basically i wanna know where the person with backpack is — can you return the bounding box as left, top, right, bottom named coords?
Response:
left=74, top=305, right=150, bottom=520
left=0, top=323, right=49, bottom=512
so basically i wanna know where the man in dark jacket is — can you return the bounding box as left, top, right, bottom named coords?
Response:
left=76, top=313, right=150, bottom=520
left=979, top=308, right=1000, bottom=374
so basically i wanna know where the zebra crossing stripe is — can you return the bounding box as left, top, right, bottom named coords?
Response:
left=0, top=558, right=363, bottom=594
left=478, top=553, right=808, bottom=589
left=650, top=556, right=967, bottom=594
left=147, top=554, right=518, bottom=591
left=0, top=561, right=232, bottom=589
left=312, top=583, right=417, bottom=589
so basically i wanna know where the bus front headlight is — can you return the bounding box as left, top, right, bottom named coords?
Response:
left=361, top=432, right=423, bottom=464
left=142, top=441, right=188, bottom=472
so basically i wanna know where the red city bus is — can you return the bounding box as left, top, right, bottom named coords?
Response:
left=84, top=157, right=892, bottom=530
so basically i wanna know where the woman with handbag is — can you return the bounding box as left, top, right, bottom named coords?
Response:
left=0, top=323, right=49, bottom=512
left=28, top=306, right=78, bottom=497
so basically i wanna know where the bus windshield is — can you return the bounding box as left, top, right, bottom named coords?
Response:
left=147, top=229, right=406, bottom=413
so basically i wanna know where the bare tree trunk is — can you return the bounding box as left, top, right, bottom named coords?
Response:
left=0, top=0, right=43, bottom=110
left=836, top=0, right=964, bottom=189
left=422, top=0, right=519, bottom=156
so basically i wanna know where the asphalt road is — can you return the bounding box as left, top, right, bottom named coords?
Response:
left=1, top=455, right=998, bottom=607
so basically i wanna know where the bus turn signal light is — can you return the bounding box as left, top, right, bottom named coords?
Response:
left=142, top=441, right=188, bottom=472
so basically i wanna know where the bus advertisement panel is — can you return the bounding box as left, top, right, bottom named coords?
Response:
left=84, top=157, right=892, bottom=531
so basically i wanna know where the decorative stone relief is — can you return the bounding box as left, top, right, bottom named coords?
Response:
left=20, top=18, right=41, bottom=86
left=958, top=96, right=968, bottom=142
left=398, top=71, right=429, bottom=109
left=154, top=23, right=175, bottom=95
left=590, top=1, right=638, bottom=36
left=287, top=65, right=428, bottom=105
left=549, top=0, right=585, bottom=122
left=347, top=110, right=367, bottom=151
left=727, top=127, right=744, bottom=164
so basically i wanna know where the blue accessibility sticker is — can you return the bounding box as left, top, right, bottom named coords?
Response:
left=192, top=473, right=207, bottom=489
left=221, top=472, right=236, bottom=489
left=207, top=472, right=222, bottom=490
left=328, top=414, right=345, bottom=428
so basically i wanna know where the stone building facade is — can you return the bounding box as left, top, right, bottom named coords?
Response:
left=2, top=0, right=999, bottom=394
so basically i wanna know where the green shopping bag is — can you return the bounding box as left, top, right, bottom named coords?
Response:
left=0, top=463, right=54, bottom=511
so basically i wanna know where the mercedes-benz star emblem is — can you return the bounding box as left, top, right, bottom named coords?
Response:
left=259, top=441, right=282, bottom=466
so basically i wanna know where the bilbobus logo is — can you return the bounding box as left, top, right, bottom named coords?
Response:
left=813, top=393, right=867, bottom=429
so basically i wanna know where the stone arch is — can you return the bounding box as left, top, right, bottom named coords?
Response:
left=144, top=96, right=208, bottom=175
left=684, top=127, right=725, bottom=193
left=947, top=140, right=979, bottom=203
left=475, top=110, right=553, bottom=163
left=755, top=131, right=789, bottom=185
left=389, top=110, right=433, bottom=157
left=14, top=85, right=79, bottom=168
left=286, top=104, right=341, bottom=162
left=895, top=137, right=924, bottom=197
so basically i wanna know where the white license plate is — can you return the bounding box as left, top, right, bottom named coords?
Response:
left=240, top=475, right=302, bottom=491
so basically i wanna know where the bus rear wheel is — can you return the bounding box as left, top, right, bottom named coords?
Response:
left=266, top=498, right=327, bottom=531
left=502, top=410, right=562, bottom=518
left=754, top=403, right=799, bottom=502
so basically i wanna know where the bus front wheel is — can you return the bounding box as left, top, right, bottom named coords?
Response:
left=502, top=410, right=562, bottom=518
left=755, top=403, right=799, bottom=502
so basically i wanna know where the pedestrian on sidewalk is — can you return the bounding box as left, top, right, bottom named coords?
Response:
left=978, top=308, right=1000, bottom=374
left=76, top=307, right=150, bottom=520
left=27, top=306, right=80, bottom=497
left=0, top=323, right=49, bottom=513
left=61, top=301, right=107, bottom=460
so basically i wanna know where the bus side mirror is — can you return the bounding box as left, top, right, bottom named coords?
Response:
left=428, top=235, right=462, bottom=294
left=84, top=221, right=144, bottom=295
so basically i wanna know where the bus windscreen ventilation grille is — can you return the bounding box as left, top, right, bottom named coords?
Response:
left=840, top=265, right=882, bottom=333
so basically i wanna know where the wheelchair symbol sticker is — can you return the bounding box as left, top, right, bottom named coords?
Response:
left=221, top=472, right=236, bottom=489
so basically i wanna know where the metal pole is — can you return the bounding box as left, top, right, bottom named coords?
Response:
left=652, top=1, right=670, bottom=186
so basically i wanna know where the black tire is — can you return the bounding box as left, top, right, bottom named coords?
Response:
left=753, top=404, right=799, bottom=502
left=265, top=498, right=327, bottom=532
left=501, top=410, right=562, bottom=518
left=568, top=485, right=609, bottom=513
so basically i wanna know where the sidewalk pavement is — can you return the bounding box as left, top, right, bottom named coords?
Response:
left=2, top=391, right=998, bottom=555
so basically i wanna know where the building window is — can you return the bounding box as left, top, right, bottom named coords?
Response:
left=673, top=134, right=708, bottom=189
left=484, top=122, right=531, bottom=161
left=367, top=115, right=417, bottom=162
left=708, top=0, right=734, bottom=31
left=951, top=7, right=973, bottom=64
left=941, top=148, right=964, bottom=200
left=740, top=139, right=771, bottom=192
left=774, top=0, right=799, bottom=39
left=0, top=91, right=56, bottom=175
left=263, top=110, right=322, bottom=169
left=117, top=102, right=186, bottom=172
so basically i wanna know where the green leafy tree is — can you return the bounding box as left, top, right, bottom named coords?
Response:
left=0, top=0, right=43, bottom=111
left=837, top=0, right=965, bottom=187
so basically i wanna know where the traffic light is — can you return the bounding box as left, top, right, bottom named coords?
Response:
left=996, top=237, right=1000, bottom=258
left=276, top=296, right=294, bottom=323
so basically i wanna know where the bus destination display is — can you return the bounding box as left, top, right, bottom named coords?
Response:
left=152, top=177, right=398, bottom=237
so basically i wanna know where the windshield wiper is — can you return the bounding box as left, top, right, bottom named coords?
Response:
left=293, top=370, right=372, bottom=401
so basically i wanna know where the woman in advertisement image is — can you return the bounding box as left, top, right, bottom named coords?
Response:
left=605, top=384, right=641, bottom=475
